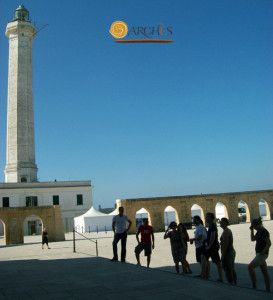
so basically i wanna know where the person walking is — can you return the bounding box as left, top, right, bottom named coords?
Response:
left=164, top=221, right=187, bottom=274
left=111, top=206, right=132, bottom=262
left=190, top=215, right=207, bottom=276
left=42, top=228, right=50, bottom=249
left=135, top=218, right=155, bottom=267
left=178, top=222, right=192, bottom=274
left=248, top=217, right=271, bottom=292
left=201, top=212, right=223, bottom=281
left=220, top=218, right=237, bottom=285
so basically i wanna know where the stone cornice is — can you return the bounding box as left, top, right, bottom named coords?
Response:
left=6, top=20, right=36, bottom=38
left=123, top=189, right=273, bottom=202
left=0, top=181, right=92, bottom=189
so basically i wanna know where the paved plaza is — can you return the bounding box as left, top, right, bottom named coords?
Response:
left=0, top=221, right=272, bottom=299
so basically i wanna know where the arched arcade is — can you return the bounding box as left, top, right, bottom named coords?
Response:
left=116, top=190, right=273, bottom=233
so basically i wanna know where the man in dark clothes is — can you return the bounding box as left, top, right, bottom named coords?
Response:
left=111, top=207, right=132, bottom=262
left=248, top=217, right=271, bottom=292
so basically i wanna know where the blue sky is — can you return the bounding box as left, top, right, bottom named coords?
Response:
left=0, top=1, right=272, bottom=209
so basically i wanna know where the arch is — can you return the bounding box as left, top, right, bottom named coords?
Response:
left=164, top=206, right=179, bottom=228
left=23, top=214, right=43, bottom=236
left=259, top=198, right=271, bottom=220
left=0, top=206, right=64, bottom=245
left=21, top=177, right=27, bottom=182
left=191, top=203, right=205, bottom=223
left=135, top=207, right=151, bottom=227
left=238, top=200, right=250, bottom=223
left=215, top=201, right=229, bottom=222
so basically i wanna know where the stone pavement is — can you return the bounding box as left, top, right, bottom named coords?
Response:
left=0, top=221, right=272, bottom=299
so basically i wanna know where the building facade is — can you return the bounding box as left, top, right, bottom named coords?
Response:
left=0, top=181, right=93, bottom=234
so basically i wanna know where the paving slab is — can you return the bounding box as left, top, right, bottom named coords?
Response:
left=0, top=221, right=272, bottom=299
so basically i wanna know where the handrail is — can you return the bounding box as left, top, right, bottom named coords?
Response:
left=75, top=231, right=97, bottom=243
left=73, top=228, right=98, bottom=256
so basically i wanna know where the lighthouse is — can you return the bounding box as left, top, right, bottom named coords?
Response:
left=0, top=6, right=92, bottom=240
left=5, top=5, right=38, bottom=183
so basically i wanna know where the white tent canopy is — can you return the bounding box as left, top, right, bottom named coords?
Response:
left=191, top=204, right=202, bottom=218
left=136, top=208, right=148, bottom=214
left=109, top=209, right=118, bottom=215
left=164, top=206, right=176, bottom=226
left=165, top=206, right=175, bottom=212
left=81, top=206, right=108, bottom=217
left=74, top=206, right=114, bottom=232
left=136, top=208, right=149, bottom=219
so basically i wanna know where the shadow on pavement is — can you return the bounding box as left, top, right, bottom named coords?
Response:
left=155, top=262, right=273, bottom=293
left=0, top=257, right=272, bottom=299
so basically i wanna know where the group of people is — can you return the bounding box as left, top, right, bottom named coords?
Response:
left=111, top=207, right=271, bottom=292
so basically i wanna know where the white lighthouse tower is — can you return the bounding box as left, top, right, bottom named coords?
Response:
left=0, top=6, right=93, bottom=237
left=5, top=5, right=38, bottom=183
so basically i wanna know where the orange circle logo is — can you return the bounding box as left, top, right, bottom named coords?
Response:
left=109, top=21, right=128, bottom=39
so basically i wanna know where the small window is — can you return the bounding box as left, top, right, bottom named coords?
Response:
left=77, top=194, right=83, bottom=205
left=3, top=197, right=9, bottom=207
left=53, top=195, right=59, bottom=205
left=26, top=196, right=38, bottom=207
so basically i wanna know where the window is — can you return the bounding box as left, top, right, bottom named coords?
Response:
left=77, top=194, right=83, bottom=205
left=26, top=196, right=38, bottom=207
left=53, top=195, right=59, bottom=205
left=3, top=197, right=9, bottom=207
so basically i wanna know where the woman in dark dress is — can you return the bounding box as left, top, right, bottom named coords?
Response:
left=178, top=223, right=192, bottom=274
left=164, top=221, right=187, bottom=274
left=42, top=228, right=50, bottom=249
left=220, top=218, right=237, bottom=285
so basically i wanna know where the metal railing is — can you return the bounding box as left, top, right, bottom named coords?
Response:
left=74, top=225, right=109, bottom=234
left=73, top=228, right=98, bottom=256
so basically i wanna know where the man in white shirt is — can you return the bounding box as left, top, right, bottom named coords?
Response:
left=190, top=215, right=207, bottom=274
left=111, top=206, right=132, bottom=262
